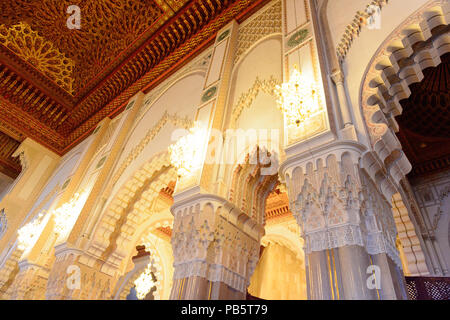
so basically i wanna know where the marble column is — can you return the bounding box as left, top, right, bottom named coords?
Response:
left=331, top=71, right=353, bottom=128
left=307, top=250, right=333, bottom=299
left=169, top=194, right=262, bottom=300
left=282, top=145, right=408, bottom=300
left=371, top=252, right=408, bottom=300
left=337, top=245, right=378, bottom=300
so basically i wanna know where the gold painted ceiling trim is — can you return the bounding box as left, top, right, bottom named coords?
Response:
left=0, top=22, right=75, bottom=95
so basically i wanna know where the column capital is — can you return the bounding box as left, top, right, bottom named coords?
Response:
left=13, top=138, right=60, bottom=166
left=170, top=193, right=262, bottom=297
left=46, top=243, right=114, bottom=299
left=172, top=191, right=265, bottom=242
left=330, top=69, right=345, bottom=85
left=280, top=140, right=366, bottom=180
left=282, top=145, right=402, bottom=266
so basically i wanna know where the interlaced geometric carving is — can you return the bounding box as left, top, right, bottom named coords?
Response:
left=229, top=146, right=279, bottom=225
left=235, top=0, right=282, bottom=64
left=0, top=0, right=163, bottom=94
left=231, top=76, right=280, bottom=126
left=0, top=0, right=273, bottom=157
left=0, top=22, right=75, bottom=94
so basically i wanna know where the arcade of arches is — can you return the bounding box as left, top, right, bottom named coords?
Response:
left=0, top=0, right=449, bottom=300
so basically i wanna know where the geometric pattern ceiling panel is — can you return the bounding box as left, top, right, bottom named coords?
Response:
left=0, top=130, right=21, bottom=178
left=397, top=53, right=450, bottom=178
left=0, top=0, right=272, bottom=170
left=398, top=53, right=449, bottom=139
left=1, top=0, right=165, bottom=96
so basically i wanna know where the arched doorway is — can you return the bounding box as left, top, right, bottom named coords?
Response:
left=248, top=187, right=307, bottom=300
left=396, top=52, right=450, bottom=277
left=358, top=2, right=450, bottom=280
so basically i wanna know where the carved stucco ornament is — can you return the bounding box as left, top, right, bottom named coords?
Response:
left=201, top=86, right=218, bottom=103
left=217, top=29, right=230, bottom=42
left=287, top=28, right=309, bottom=48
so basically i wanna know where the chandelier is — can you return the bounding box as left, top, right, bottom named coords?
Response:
left=169, top=122, right=207, bottom=177
left=17, top=213, right=46, bottom=251
left=134, top=262, right=156, bottom=300
left=53, top=191, right=88, bottom=239
left=275, top=65, right=318, bottom=127
left=16, top=191, right=88, bottom=251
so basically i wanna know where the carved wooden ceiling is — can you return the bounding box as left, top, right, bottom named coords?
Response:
left=0, top=131, right=21, bottom=178
left=265, top=188, right=292, bottom=221
left=397, top=52, right=450, bottom=178
left=0, top=0, right=271, bottom=178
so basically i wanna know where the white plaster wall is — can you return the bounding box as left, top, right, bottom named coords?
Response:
left=110, top=72, right=205, bottom=200
left=226, top=36, right=284, bottom=159
left=326, top=0, right=368, bottom=48
left=76, top=153, right=103, bottom=196
left=23, top=137, right=91, bottom=223
left=77, top=116, right=126, bottom=196
left=0, top=173, right=14, bottom=203
left=328, top=0, right=429, bottom=144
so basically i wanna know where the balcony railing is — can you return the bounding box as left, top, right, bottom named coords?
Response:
left=405, top=276, right=450, bottom=300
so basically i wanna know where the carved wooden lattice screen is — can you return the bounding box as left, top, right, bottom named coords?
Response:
left=405, top=277, right=450, bottom=300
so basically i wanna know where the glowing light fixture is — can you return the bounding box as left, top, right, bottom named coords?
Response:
left=169, top=122, right=207, bottom=177
left=134, top=262, right=156, bottom=300
left=275, top=65, right=318, bottom=127
left=53, top=191, right=88, bottom=239
left=17, top=191, right=88, bottom=251
left=17, top=213, right=46, bottom=251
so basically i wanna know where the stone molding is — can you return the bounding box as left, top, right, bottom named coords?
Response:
left=336, top=0, right=390, bottom=62
left=235, top=0, right=282, bottom=65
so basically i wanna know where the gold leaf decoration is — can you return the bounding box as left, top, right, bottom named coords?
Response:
left=0, top=22, right=75, bottom=94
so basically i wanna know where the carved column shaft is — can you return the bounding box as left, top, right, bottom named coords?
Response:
left=330, top=71, right=353, bottom=128
left=282, top=146, right=407, bottom=300
left=306, top=250, right=333, bottom=299
left=44, top=93, right=145, bottom=300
